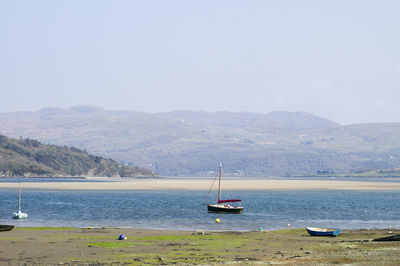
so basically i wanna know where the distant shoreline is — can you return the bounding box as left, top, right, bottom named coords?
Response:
left=1, top=179, right=400, bottom=191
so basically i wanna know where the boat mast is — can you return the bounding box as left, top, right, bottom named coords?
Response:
left=18, top=183, right=21, bottom=212
left=218, top=163, right=222, bottom=203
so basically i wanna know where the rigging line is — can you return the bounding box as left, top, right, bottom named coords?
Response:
left=202, top=170, right=219, bottom=205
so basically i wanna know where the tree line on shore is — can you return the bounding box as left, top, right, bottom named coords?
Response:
left=0, top=134, right=156, bottom=177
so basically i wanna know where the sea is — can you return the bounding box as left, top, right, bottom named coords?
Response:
left=1, top=178, right=400, bottom=231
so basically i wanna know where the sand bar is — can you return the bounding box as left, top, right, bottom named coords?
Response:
left=1, top=179, right=400, bottom=190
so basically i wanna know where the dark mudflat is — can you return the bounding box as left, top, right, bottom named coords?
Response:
left=373, top=234, right=400, bottom=242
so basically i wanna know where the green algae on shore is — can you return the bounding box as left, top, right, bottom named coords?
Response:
left=0, top=227, right=399, bottom=265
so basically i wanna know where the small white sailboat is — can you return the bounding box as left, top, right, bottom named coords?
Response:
left=12, top=183, right=28, bottom=219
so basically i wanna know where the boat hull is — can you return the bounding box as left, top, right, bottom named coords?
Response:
left=12, top=211, right=28, bottom=219
left=0, top=225, right=14, bottom=231
left=306, top=227, right=340, bottom=236
left=208, top=204, right=243, bottom=214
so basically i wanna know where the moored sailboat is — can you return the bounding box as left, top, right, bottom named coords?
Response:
left=12, top=183, right=28, bottom=219
left=207, top=163, right=243, bottom=214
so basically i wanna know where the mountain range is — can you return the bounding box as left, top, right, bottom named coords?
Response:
left=0, top=105, right=399, bottom=177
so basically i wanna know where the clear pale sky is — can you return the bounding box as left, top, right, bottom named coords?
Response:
left=1, top=1, right=399, bottom=125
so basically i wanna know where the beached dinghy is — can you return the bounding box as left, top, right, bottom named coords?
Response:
left=206, top=163, right=243, bottom=214
left=0, top=225, right=14, bottom=231
left=306, top=227, right=340, bottom=236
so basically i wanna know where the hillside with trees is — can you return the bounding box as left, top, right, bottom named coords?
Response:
left=0, top=134, right=156, bottom=177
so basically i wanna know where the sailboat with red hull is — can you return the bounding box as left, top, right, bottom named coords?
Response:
left=207, top=163, right=243, bottom=214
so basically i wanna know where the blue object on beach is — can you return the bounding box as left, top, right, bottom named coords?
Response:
left=306, top=227, right=340, bottom=236
left=118, top=234, right=125, bottom=240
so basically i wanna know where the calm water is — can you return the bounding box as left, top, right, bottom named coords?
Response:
left=1, top=187, right=399, bottom=231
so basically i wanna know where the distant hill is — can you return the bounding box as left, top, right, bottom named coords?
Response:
left=159, top=110, right=340, bottom=129
left=0, top=134, right=156, bottom=177
left=0, top=106, right=399, bottom=177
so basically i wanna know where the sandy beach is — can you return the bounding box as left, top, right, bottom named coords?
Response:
left=1, top=178, right=400, bottom=191
left=0, top=227, right=399, bottom=265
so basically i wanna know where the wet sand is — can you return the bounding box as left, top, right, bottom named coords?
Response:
left=0, top=227, right=399, bottom=265
left=1, top=178, right=400, bottom=191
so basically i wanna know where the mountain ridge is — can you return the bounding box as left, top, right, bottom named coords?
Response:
left=0, top=106, right=399, bottom=177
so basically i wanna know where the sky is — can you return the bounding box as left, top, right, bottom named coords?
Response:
left=0, top=1, right=399, bottom=125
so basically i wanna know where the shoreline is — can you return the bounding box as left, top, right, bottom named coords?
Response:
left=1, top=179, right=400, bottom=190
left=0, top=227, right=399, bottom=264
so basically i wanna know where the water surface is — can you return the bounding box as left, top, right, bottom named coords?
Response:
left=1, top=188, right=399, bottom=231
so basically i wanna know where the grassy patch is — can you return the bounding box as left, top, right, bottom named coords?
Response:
left=54, top=234, right=116, bottom=241
left=101, top=233, right=262, bottom=264
left=270, top=228, right=305, bottom=235
left=195, top=238, right=248, bottom=248
left=135, top=235, right=200, bottom=241
left=0, top=237, right=15, bottom=241
left=262, top=240, right=284, bottom=248
left=88, top=240, right=153, bottom=249
left=89, top=241, right=138, bottom=249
